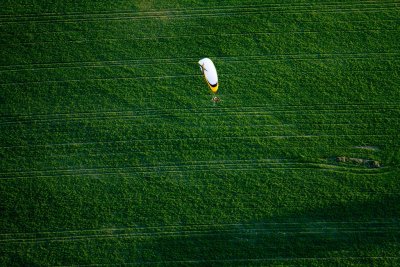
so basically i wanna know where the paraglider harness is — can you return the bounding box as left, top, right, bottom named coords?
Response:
left=212, top=96, right=221, bottom=103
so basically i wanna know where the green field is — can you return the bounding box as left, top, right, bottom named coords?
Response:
left=1, top=0, right=400, bottom=266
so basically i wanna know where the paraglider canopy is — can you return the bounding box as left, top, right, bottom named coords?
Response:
left=198, top=58, right=218, bottom=93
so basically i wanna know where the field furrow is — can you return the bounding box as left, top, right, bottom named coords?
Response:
left=1, top=52, right=398, bottom=70
left=0, top=3, right=399, bottom=25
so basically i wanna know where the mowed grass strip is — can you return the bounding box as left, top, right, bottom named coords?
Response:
left=1, top=0, right=399, bottom=265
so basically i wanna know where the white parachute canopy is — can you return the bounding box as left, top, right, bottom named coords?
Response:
left=198, top=58, right=219, bottom=93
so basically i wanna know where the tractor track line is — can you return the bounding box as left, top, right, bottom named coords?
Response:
left=1, top=219, right=397, bottom=234
left=0, top=1, right=397, bottom=19
left=2, top=69, right=400, bottom=85
left=0, top=162, right=325, bottom=178
left=0, top=74, right=203, bottom=86
left=1, top=52, right=398, bottom=71
left=2, top=18, right=398, bottom=35
left=2, top=108, right=398, bottom=122
left=1, top=227, right=398, bottom=244
left=0, top=158, right=298, bottom=174
left=0, top=164, right=387, bottom=180
left=1, top=0, right=398, bottom=14
left=1, top=220, right=397, bottom=238
left=0, top=167, right=385, bottom=181
left=0, top=5, right=398, bottom=24
left=2, top=28, right=399, bottom=46
left=1, top=111, right=398, bottom=126
left=2, top=102, right=398, bottom=118
left=1, top=104, right=398, bottom=121
left=0, top=134, right=394, bottom=150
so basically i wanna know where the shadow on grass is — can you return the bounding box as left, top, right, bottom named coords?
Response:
left=2, top=194, right=398, bottom=266
left=135, top=194, right=400, bottom=265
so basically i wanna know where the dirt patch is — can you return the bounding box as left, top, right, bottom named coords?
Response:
left=336, top=156, right=381, bottom=168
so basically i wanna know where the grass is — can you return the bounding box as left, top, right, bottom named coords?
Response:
left=1, top=0, right=400, bottom=266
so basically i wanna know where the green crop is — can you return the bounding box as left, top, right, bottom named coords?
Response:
left=1, top=0, right=399, bottom=265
